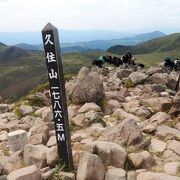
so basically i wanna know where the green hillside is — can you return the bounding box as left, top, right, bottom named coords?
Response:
left=0, top=48, right=103, bottom=99
left=1, top=33, right=180, bottom=100
left=107, top=33, right=180, bottom=55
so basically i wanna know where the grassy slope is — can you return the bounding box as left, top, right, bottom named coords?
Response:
left=107, top=33, right=180, bottom=55
left=0, top=51, right=104, bottom=99
left=135, top=47, right=180, bottom=67
left=1, top=33, right=180, bottom=99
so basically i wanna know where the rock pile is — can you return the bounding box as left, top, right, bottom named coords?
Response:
left=0, top=65, right=180, bottom=180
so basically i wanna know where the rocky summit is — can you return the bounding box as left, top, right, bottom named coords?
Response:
left=0, top=65, right=180, bottom=180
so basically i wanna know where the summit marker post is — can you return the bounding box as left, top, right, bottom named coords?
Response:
left=42, top=23, right=73, bottom=171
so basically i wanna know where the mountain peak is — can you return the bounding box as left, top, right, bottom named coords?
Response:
left=0, top=46, right=30, bottom=62
left=0, top=42, right=6, bottom=47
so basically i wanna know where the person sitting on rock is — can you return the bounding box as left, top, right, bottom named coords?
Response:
left=174, top=58, right=180, bottom=71
left=92, top=55, right=105, bottom=68
left=163, top=56, right=174, bottom=71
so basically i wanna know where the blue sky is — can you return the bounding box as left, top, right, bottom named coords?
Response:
left=0, top=0, right=180, bottom=33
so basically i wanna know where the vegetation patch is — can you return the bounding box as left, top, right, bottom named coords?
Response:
left=123, top=79, right=134, bottom=88
left=49, top=163, right=65, bottom=180
left=30, top=82, right=49, bottom=94
left=13, top=103, right=23, bottom=119
left=91, top=118, right=107, bottom=128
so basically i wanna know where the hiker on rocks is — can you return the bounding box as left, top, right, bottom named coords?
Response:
left=163, top=56, right=174, bottom=71
left=92, top=55, right=105, bottom=68
left=174, top=58, right=180, bottom=71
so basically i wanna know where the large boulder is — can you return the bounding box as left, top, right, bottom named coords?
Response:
left=164, top=162, right=180, bottom=176
left=149, top=112, right=171, bottom=124
left=156, top=126, right=180, bottom=141
left=129, top=72, right=148, bottom=85
left=116, top=69, right=133, bottom=79
left=0, top=104, right=9, bottom=113
left=99, top=119, right=150, bottom=148
left=105, top=167, right=126, bottom=180
left=85, top=141, right=127, bottom=168
left=24, top=144, right=49, bottom=168
left=77, top=152, right=105, bottom=180
left=7, top=165, right=41, bottom=180
left=169, top=91, right=180, bottom=117
left=149, top=138, right=167, bottom=153
left=67, top=67, right=104, bottom=104
left=128, top=151, right=153, bottom=169
left=29, top=123, right=52, bottom=145
left=7, top=130, right=28, bottom=152
left=20, top=116, right=42, bottom=126
left=41, top=107, right=53, bottom=122
left=148, top=73, right=168, bottom=85
left=47, top=146, right=58, bottom=167
left=78, top=102, right=102, bottom=113
left=140, top=97, right=172, bottom=113
left=167, top=71, right=179, bottom=90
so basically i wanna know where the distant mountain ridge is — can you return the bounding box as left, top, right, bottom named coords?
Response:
left=13, top=31, right=166, bottom=51
left=0, top=30, right=133, bottom=45
left=15, top=44, right=102, bottom=54
left=107, top=33, right=180, bottom=55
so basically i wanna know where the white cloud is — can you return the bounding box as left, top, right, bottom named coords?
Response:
left=0, top=0, right=179, bottom=32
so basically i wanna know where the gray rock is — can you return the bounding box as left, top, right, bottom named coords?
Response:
left=29, top=123, right=52, bottom=145
left=137, top=171, right=180, bottom=180
left=156, top=126, right=180, bottom=141
left=142, top=125, right=156, bottom=134
left=128, top=151, right=153, bottom=169
left=85, top=141, right=127, bottom=168
left=113, top=108, right=140, bottom=122
left=99, top=119, right=150, bottom=148
left=19, top=105, right=33, bottom=116
left=149, top=138, right=167, bottom=153
left=67, top=67, right=104, bottom=104
left=84, top=110, right=101, bottom=122
left=141, top=97, right=172, bottom=113
left=42, top=107, right=53, bottom=122
left=24, top=144, right=49, bottom=168
left=148, top=73, right=168, bottom=85
left=163, top=150, right=180, bottom=162
left=0, top=104, right=8, bottom=113
left=149, top=112, right=171, bottom=124
left=167, top=71, right=179, bottom=90
left=105, top=167, right=126, bottom=180
left=77, top=152, right=105, bottom=180
left=117, top=69, right=133, bottom=79
left=20, top=116, right=42, bottom=126
left=71, top=114, right=88, bottom=127
left=47, top=146, right=58, bottom=167
left=164, top=162, right=180, bottom=176
left=42, top=169, right=53, bottom=180
left=169, top=91, right=180, bottom=117
left=7, top=130, right=28, bottom=152
left=59, top=172, right=76, bottom=180
left=68, top=105, right=78, bottom=120
left=78, top=102, right=101, bottom=113
left=129, top=72, right=147, bottom=85
left=7, top=165, right=41, bottom=180
left=0, top=175, right=7, bottom=180
left=104, top=91, right=125, bottom=102
left=127, top=171, right=137, bottom=180
left=46, top=136, right=56, bottom=147
left=167, top=140, right=180, bottom=156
